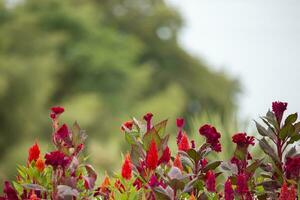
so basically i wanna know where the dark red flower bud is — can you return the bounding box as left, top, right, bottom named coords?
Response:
left=232, top=133, right=255, bottom=147
left=143, top=112, right=153, bottom=131
left=44, top=150, right=70, bottom=169
left=55, top=124, right=69, bottom=140
left=205, top=170, right=216, bottom=192
left=201, top=158, right=208, bottom=168
left=121, top=120, right=133, bottom=132
left=224, top=179, right=234, bottom=200
left=51, top=106, right=65, bottom=115
left=199, top=124, right=222, bottom=152
left=176, top=118, right=185, bottom=128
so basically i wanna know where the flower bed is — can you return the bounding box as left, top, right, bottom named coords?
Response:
left=1, top=102, right=299, bottom=199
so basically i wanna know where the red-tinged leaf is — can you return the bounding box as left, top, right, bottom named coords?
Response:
left=255, top=120, right=276, bottom=141
left=202, top=161, right=221, bottom=173
left=153, top=119, right=168, bottom=138
left=246, top=159, right=263, bottom=174
left=57, top=185, right=79, bottom=199
left=258, top=138, right=280, bottom=164
left=187, top=149, right=201, bottom=163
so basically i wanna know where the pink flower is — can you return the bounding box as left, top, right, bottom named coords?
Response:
left=121, top=154, right=132, bottom=180
left=145, top=140, right=158, bottom=170
left=44, top=150, right=70, bottom=169
left=272, top=101, right=287, bottom=124
left=143, top=112, right=153, bottom=131
left=158, top=146, right=171, bottom=164
left=224, top=179, right=234, bottom=200
left=232, top=133, right=254, bottom=147
left=178, top=133, right=190, bottom=152
left=199, top=124, right=222, bottom=152
left=28, top=142, right=40, bottom=163
left=205, top=170, right=216, bottom=192
left=284, top=156, right=300, bottom=180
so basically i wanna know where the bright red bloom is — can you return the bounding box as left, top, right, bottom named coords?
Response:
left=143, top=112, right=153, bottom=131
left=121, top=120, right=133, bottom=131
left=51, top=106, right=65, bottom=115
left=199, top=124, right=222, bottom=152
left=55, top=124, right=69, bottom=140
left=232, top=133, right=255, bottom=147
left=272, top=101, right=287, bottom=124
left=279, top=182, right=289, bottom=200
left=173, top=154, right=183, bottom=171
left=121, top=154, right=132, bottom=180
left=284, top=156, right=300, bottom=180
left=158, top=146, right=171, bottom=164
left=224, top=179, right=234, bottom=200
left=205, top=170, right=216, bottom=192
left=28, top=142, right=40, bottom=163
left=145, top=140, right=158, bottom=170
left=236, top=173, right=248, bottom=194
left=44, top=150, right=70, bottom=169
left=178, top=133, right=190, bottom=152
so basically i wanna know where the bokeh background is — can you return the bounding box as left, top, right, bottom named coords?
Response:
left=0, top=0, right=299, bottom=187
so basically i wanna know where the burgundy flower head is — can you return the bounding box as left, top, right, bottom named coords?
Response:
left=1, top=181, right=18, bottom=200
left=176, top=118, right=184, bottom=144
left=45, top=150, right=70, bottom=169
left=284, top=156, right=300, bottom=180
left=236, top=173, right=249, bottom=194
left=28, top=142, right=40, bottom=163
left=158, top=146, right=171, bottom=165
left=143, top=112, right=153, bottom=131
left=205, top=170, right=216, bottom=192
left=51, top=106, right=65, bottom=115
left=199, top=124, right=222, bottom=152
left=145, top=140, right=158, bottom=170
left=272, top=101, right=287, bottom=124
left=148, top=174, right=159, bottom=188
left=176, top=118, right=185, bottom=128
left=224, top=179, right=234, bottom=200
left=232, top=133, right=255, bottom=147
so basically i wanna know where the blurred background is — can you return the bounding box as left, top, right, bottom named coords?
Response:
left=0, top=0, right=299, bottom=186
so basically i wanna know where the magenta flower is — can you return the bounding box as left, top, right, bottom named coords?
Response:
left=176, top=118, right=184, bottom=144
left=143, top=112, right=153, bottom=131
left=205, top=170, right=216, bottom=192
left=284, top=156, right=300, bottom=180
left=232, top=133, right=255, bottom=147
left=236, top=173, right=249, bottom=194
left=224, top=179, right=234, bottom=200
left=272, top=101, right=287, bottom=124
left=199, top=124, right=222, bottom=152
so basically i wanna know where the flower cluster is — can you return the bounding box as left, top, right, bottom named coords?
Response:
left=1, top=101, right=300, bottom=200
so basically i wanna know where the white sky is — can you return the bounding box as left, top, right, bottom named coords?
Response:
left=167, top=0, right=300, bottom=120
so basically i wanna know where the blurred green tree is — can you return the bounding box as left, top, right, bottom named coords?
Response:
left=0, top=0, right=239, bottom=178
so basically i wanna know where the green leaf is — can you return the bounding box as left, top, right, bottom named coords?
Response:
left=284, top=113, right=298, bottom=125
left=153, top=119, right=168, bottom=138
left=279, top=124, right=295, bottom=140
left=202, top=161, right=221, bottom=172
left=255, top=120, right=276, bottom=141
left=258, top=138, right=280, bottom=164
left=142, top=129, right=161, bottom=151
left=246, top=159, right=263, bottom=174
left=187, top=149, right=200, bottom=163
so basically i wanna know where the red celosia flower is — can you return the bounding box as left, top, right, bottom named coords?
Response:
left=199, top=124, right=222, bottom=152
left=55, top=124, right=69, bottom=140
left=173, top=154, right=183, bottom=171
left=44, top=150, right=70, bottom=169
left=51, top=106, right=65, bottom=115
left=236, top=173, right=249, bottom=194
left=133, top=178, right=143, bottom=190
left=121, top=153, right=132, bottom=180
left=145, top=140, right=158, bottom=170
left=201, top=158, right=208, bottom=168
left=232, top=133, right=255, bottom=147
left=191, top=140, right=195, bottom=149
left=284, top=156, right=300, bottom=180
left=224, top=179, right=234, bottom=200
left=143, top=112, right=153, bottom=131
left=35, top=157, right=45, bottom=172
left=289, top=185, right=296, bottom=200
left=148, top=174, right=159, bottom=188
left=28, top=142, right=40, bottom=163
left=279, top=182, right=289, bottom=200
left=1, top=181, right=18, bottom=200
left=99, top=175, right=111, bottom=193
left=272, top=101, right=287, bottom=124
left=121, top=120, right=133, bottom=131
left=178, top=133, right=190, bottom=152
left=158, top=146, right=171, bottom=164
left=205, top=170, right=216, bottom=192
left=115, top=179, right=125, bottom=193
left=176, top=118, right=185, bottom=144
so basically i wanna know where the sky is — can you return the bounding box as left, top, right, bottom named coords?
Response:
left=167, top=0, right=300, bottom=120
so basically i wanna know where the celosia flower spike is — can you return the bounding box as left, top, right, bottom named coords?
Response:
left=173, top=154, right=183, bottom=171
left=178, top=133, right=190, bottom=152
left=205, top=170, right=216, bottom=192
left=143, top=112, right=153, bottom=131
left=224, top=179, right=234, bottom=200
left=272, top=101, right=287, bottom=124
left=176, top=118, right=184, bottom=144
left=145, top=140, right=158, bottom=170
left=121, top=153, right=132, bottom=180
left=28, top=142, right=40, bottom=164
